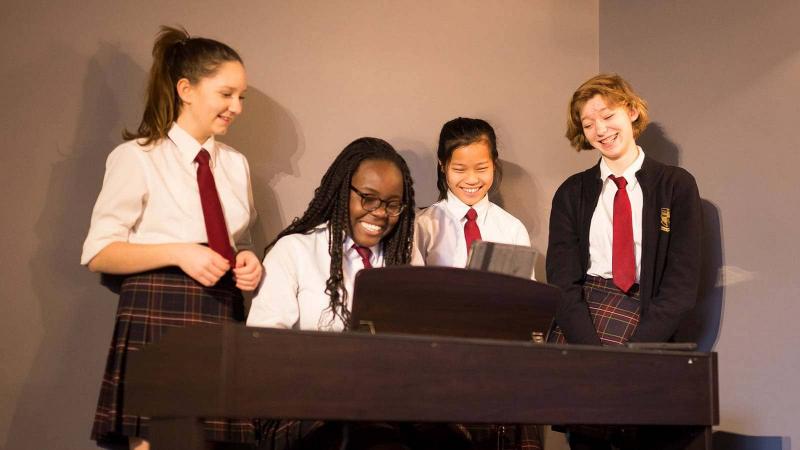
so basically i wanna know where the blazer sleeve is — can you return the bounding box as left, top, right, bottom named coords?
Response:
left=547, top=180, right=602, bottom=345
left=629, top=170, right=702, bottom=342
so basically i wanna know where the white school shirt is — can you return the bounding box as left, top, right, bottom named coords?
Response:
left=587, top=147, right=645, bottom=281
left=246, top=223, right=383, bottom=331
left=411, top=191, right=533, bottom=277
left=81, top=123, right=256, bottom=265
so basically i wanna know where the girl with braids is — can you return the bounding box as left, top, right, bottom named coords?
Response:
left=247, top=137, right=414, bottom=331
left=81, top=26, right=262, bottom=449
left=247, top=137, right=414, bottom=450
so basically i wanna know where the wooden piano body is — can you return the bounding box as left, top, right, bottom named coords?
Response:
left=126, top=324, right=719, bottom=449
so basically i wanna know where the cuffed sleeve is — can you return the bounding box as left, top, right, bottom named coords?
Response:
left=80, top=146, right=147, bottom=265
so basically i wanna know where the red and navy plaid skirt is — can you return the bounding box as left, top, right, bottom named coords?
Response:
left=549, top=275, right=641, bottom=346
left=91, top=268, right=254, bottom=445
left=257, top=421, right=542, bottom=449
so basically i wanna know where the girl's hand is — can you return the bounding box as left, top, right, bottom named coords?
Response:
left=233, top=250, right=264, bottom=292
left=173, top=244, right=231, bottom=287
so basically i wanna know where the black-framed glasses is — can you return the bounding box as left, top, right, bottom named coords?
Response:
left=350, top=186, right=406, bottom=217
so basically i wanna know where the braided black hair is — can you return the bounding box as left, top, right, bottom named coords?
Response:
left=265, top=137, right=415, bottom=328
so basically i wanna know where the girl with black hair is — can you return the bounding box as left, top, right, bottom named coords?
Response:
left=411, top=117, right=541, bottom=449
left=248, top=137, right=443, bottom=450
left=247, top=136, right=414, bottom=331
left=412, top=117, right=533, bottom=278
left=81, top=26, right=262, bottom=449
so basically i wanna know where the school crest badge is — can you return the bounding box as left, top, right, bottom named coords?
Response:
left=660, top=208, right=671, bottom=232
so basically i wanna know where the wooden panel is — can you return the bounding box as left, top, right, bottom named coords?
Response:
left=126, top=324, right=718, bottom=426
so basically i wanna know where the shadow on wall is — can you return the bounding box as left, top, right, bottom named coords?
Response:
left=395, top=141, right=438, bottom=208
left=640, top=123, right=724, bottom=351
left=639, top=123, right=680, bottom=166
left=713, top=431, right=791, bottom=450
left=493, top=160, right=544, bottom=278
left=680, top=199, right=724, bottom=351
left=223, top=89, right=303, bottom=257
left=5, top=44, right=146, bottom=450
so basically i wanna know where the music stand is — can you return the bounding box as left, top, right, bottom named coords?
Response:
left=467, top=241, right=537, bottom=279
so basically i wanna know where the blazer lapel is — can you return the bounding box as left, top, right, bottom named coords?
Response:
left=636, top=157, right=660, bottom=299
left=579, top=162, right=602, bottom=272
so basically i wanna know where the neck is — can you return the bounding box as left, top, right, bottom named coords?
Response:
left=176, top=116, right=212, bottom=145
left=603, top=144, right=639, bottom=176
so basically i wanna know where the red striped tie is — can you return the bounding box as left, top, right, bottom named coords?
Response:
left=195, top=149, right=235, bottom=266
left=464, top=207, right=482, bottom=254
left=609, top=175, right=635, bottom=293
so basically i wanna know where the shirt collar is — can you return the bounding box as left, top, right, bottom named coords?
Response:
left=168, top=122, right=217, bottom=167
left=318, top=221, right=381, bottom=261
left=445, top=190, right=490, bottom=223
left=599, top=146, right=646, bottom=189
left=343, top=234, right=381, bottom=261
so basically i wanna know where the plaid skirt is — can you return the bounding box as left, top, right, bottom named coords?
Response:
left=549, top=275, right=641, bottom=346
left=256, top=421, right=542, bottom=450
left=462, top=424, right=542, bottom=450
left=91, top=268, right=254, bottom=445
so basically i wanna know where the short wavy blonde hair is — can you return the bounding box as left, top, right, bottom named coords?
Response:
left=565, top=73, right=649, bottom=151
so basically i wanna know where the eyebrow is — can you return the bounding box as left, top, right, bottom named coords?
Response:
left=451, top=161, right=491, bottom=166
left=581, top=107, right=612, bottom=121
left=219, top=85, right=247, bottom=92
left=356, top=186, right=402, bottom=200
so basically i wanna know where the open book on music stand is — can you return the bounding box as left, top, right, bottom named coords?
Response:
left=350, top=266, right=559, bottom=342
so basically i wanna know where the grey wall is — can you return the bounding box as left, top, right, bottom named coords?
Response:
left=4, top=1, right=795, bottom=449
left=600, top=0, right=800, bottom=447
left=0, top=1, right=597, bottom=449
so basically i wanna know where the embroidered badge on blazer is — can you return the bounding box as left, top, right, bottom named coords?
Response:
left=660, top=208, right=671, bottom=232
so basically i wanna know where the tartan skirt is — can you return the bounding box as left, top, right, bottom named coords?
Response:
left=462, top=424, right=542, bottom=450
left=256, top=421, right=542, bottom=450
left=91, top=268, right=254, bottom=445
left=549, top=275, right=641, bottom=346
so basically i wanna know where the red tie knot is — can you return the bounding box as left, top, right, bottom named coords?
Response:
left=352, top=244, right=373, bottom=269
left=195, top=148, right=211, bottom=165
left=610, top=174, right=628, bottom=190
left=465, top=207, right=478, bottom=222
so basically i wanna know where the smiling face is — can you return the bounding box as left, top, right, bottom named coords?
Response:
left=176, top=60, right=247, bottom=143
left=348, top=159, right=404, bottom=248
left=580, top=94, right=639, bottom=165
left=443, top=140, right=494, bottom=206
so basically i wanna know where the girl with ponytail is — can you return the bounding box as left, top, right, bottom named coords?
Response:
left=81, top=26, right=262, bottom=449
